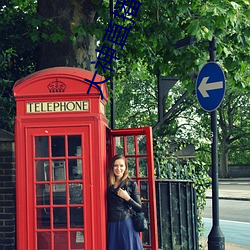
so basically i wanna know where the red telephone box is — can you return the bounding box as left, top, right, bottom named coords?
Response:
left=13, top=67, right=158, bottom=250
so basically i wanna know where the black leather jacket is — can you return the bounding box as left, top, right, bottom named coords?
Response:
left=107, top=179, right=142, bottom=222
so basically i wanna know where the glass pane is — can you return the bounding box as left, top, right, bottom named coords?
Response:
left=43, top=186, right=50, bottom=205
left=52, top=160, right=66, bottom=181
left=69, top=159, right=82, bottom=180
left=142, top=202, right=150, bottom=222
left=35, top=136, right=49, bottom=157
left=36, top=160, right=49, bottom=181
left=126, top=136, right=135, bottom=155
left=36, top=184, right=46, bottom=205
left=54, top=231, right=68, bottom=248
left=138, top=135, right=146, bottom=155
left=69, top=183, right=83, bottom=204
left=127, top=158, right=136, bottom=177
left=115, top=136, right=124, bottom=155
left=37, top=232, right=51, bottom=250
left=68, top=135, right=82, bottom=156
left=37, top=208, right=50, bottom=229
left=139, top=158, right=148, bottom=177
left=70, top=207, right=83, bottom=227
left=52, top=136, right=65, bottom=157
left=71, top=231, right=84, bottom=247
left=53, top=184, right=66, bottom=204
left=140, top=180, right=149, bottom=200
left=53, top=208, right=67, bottom=227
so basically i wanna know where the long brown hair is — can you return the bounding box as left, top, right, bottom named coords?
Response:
left=107, top=154, right=130, bottom=187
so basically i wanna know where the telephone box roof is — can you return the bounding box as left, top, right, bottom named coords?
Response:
left=13, top=67, right=108, bottom=100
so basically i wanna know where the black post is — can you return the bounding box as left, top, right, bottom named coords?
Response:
left=208, top=37, right=225, bottom=250
left=110, top=0, right=115, bottom=129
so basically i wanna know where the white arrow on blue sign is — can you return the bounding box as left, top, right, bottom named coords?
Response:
left=196, top=62, right=226, bottom=112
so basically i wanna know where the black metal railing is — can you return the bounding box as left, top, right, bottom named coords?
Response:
left=156, top=179, right=198, bottom=250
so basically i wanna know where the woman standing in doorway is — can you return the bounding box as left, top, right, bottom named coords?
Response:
left=107, top=154, right=144, bottom=250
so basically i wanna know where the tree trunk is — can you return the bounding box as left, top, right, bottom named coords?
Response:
left=37, top=0, right=99, bottom=71
left=219, top=140, right=229, bottom=178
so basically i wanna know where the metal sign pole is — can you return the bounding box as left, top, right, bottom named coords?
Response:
left=208, top=37, right=225, bottom=250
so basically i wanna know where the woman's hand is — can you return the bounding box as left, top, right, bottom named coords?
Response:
left=117, top=188, right=131, bottom=201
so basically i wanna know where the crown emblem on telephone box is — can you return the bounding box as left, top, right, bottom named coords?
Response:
left=47, top=79, right=66, bottom=93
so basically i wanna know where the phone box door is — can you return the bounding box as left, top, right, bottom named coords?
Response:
left=25, top=127, right=92, bottom=250
left=108, top=126, right=158, bottom=250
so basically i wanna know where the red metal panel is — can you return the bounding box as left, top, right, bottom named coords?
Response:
left=19, top=125, right=109, bottom=250
left=109, top=126, right=158, bottom=250
left=16, top=123, right=109, bottom=250
left=145, top=127, right=158, bottom=250
left=15, top=121, right=28, bottom=250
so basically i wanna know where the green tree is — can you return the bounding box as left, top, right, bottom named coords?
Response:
left=218, top=89, right=250, bottom=177
left=0, top=0, right=37, bottom=131
left=170, top=86, right=250, bottom=178
left=36, top=0, right=102, bottom=70
left=112, top=0, right=249, bottom=178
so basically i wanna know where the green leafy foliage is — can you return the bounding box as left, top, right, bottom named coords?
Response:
left=154, top=136, right=211, bottom=241
left=0, top=0, right=38, bottom=131
left=113, top=0, right=250, bottom=91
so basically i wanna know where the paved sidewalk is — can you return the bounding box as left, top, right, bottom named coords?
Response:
left=206, top=178, right=250, bottom=201
left=203, top=178, right=250, bottom=249
left=200, top=238, right=250, bottom=250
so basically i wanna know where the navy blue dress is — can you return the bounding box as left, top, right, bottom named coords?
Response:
left=107, top=180, right=144, bottom=250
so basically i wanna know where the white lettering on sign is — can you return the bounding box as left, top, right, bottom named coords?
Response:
left=26, top=101, right=89, bottom=113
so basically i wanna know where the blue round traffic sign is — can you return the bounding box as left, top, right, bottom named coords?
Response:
left=196, top=62, right=226, bottom=112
